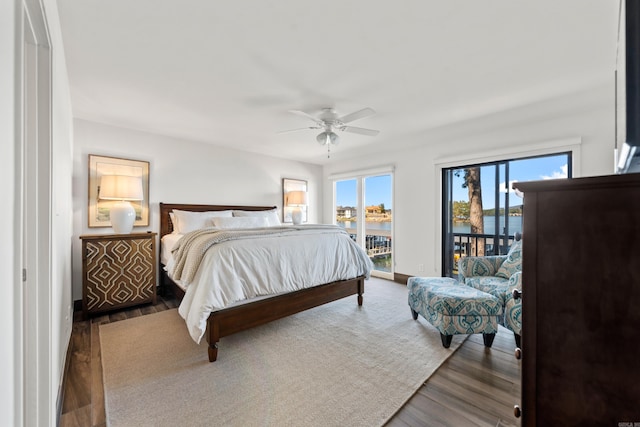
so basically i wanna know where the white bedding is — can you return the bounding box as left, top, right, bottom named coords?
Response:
left=160, top=233, right=184, bottom=267
left=168, top=226, right=373, bottom=343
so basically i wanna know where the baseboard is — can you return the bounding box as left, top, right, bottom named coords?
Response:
left=393, top=273, right=411, bottom=284
left=57, top=322, right=75, bottom=425
left=73, top=299, right=83, bottom=322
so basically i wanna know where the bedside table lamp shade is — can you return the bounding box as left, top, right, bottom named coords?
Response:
left=287, top=190, right=308, bottom=225
left=99, top=175, right=143, bottom=234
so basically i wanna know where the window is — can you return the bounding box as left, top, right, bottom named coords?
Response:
left=442, top=153, right=571, bottom=277
left=332, top=168, right=394, bottom=279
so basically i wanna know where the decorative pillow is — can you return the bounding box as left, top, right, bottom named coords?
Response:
left=495, top=239, right=523, bottom=279
left=171, top=209, right=233, bottom=234
left=211, top=216, right=269, bottom=229
left=232, top=208, right=281, bottom=227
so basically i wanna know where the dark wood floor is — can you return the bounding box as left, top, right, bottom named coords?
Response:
left=59, top=286, right=521, bottom=427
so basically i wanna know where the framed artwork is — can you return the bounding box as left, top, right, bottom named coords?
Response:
left=88, top=154, right=150, bottom=228
left=282, top=178, right=308, bottom=223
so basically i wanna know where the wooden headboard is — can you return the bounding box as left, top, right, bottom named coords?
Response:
left=159, top=203, right=277, bottom=238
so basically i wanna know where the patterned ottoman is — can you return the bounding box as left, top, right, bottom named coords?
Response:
left=407, top=276, right=503, bottom=348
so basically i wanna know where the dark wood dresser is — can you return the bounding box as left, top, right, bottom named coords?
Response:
left=512, top=173, right=640, bottom=426
left=80, top=232, right=157, bottom=317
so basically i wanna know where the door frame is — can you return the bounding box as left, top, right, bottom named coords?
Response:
left=330, top=166, right=395, bottom=280
left=18, top=0, right=53, bottom=424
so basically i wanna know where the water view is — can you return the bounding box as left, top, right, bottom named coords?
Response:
left=337, top=220, right=392, bottom=231
left=453, top=216, right=522, bottom=236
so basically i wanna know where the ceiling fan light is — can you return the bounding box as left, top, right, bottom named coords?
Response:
left=317, top=131, right=339, bottom=145
left=316, top=132, right=328, bottom=145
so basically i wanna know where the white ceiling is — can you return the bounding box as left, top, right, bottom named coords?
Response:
left=56, top=0, right=619, bottom=165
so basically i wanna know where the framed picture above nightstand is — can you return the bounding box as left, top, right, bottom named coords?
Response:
left=80, top=232, right=157, bottom=317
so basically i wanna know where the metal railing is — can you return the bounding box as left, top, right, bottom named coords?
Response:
left=346, top=231, right=392, bottom=257
left=453, top=232, right=516, bottom=257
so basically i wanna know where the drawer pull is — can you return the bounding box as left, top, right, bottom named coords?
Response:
left=514, top=405, right=521, bottom=418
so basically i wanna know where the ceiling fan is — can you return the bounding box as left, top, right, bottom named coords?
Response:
left=280, top=107, right=379, bottom=157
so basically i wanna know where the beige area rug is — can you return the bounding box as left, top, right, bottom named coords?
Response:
left=100, top=278, right=464, bottom=427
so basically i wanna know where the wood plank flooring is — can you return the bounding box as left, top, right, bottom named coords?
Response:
left=59, top=283, right=521, bottom=427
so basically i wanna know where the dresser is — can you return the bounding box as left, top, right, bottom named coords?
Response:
left=512, top=173, right=640, bottom=426
left=80, top=232, right=157, bottom=317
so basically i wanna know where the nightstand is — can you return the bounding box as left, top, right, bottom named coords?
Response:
left=80, top=232, right=157, bottom=317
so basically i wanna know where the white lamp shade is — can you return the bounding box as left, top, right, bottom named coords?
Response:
left=99, top=175, right=144, bottom=201
left=287, top=190, right=308, bottom=206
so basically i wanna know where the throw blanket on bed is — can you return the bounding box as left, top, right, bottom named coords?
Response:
left=170, top=225, right=354, bottom=284
left=171, top=224, right=373, bottom=343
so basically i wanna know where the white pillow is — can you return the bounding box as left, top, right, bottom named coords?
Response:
left=169, top=212, right=178, bottom=234
left=211, top=216, right=269, bottom=229
left=172, top=209, right=233, bottom=234
left=232, top=208, right=281, bottom=227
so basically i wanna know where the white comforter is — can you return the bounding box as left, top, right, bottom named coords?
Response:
left=169, top=226, right=373, bottom=343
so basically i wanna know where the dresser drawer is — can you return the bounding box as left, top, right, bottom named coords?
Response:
left=80, top=232, right=157, bottom=316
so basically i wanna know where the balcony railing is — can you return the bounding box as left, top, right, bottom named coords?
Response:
left=344, top=228, right=392, bottom=272
left=454, top=232, right=516, bottom=257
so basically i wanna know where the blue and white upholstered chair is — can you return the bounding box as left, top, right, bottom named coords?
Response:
left=503, top=271, right=522, bottom=347
left=457, top=238, right=523, bottom=346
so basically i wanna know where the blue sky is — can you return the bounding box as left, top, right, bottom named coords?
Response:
left=336, top=174, right=392, bottom=208
left=451, top=154, right=570, bottom=209
left=335, top=154, right=569, bottom=210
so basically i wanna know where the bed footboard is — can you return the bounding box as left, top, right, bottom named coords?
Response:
left=205, top=276, right=365, bottom=362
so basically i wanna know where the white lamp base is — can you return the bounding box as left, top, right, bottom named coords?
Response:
left=110, top=200, right=136, bottom=234
left=291, top=208, right=303, bottom=225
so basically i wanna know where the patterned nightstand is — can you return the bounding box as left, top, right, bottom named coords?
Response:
left=80, top=232, right=157, bottom=317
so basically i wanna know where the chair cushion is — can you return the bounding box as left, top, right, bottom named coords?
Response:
left=465, top=276, right=510, bottom=305
left=495, top=239, right=523, bottom=279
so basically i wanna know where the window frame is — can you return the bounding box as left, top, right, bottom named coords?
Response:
left=434, top=137, right=580, bottom=277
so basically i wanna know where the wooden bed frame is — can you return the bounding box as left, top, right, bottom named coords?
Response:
left=159, top=203, right=366, bottom=362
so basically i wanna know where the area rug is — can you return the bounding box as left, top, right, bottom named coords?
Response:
left=100, top=278, right=464, bottom=427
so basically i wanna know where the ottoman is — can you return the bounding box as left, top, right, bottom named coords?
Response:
left=407, top=276, right=503, bottom=348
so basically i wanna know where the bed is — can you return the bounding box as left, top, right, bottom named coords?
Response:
left=159, top=202, right=370, bottom=362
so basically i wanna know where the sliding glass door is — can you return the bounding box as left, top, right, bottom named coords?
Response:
left=334, top=171, right=393, bottom=279
left=442, top=153, right=571, bottom=277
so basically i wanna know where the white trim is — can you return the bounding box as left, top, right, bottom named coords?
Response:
left=21, top=0, right=53, bottom=424
left=432, top=136, right=582, bottom=274
left=328, top=164, right=395, bottom=181
left=434, top=136, right=582, bottom=177
left=330, top=167, right=395, bottom=280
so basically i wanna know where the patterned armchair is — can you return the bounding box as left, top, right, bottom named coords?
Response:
left=503, top=271, right=522, bottom=347
left=457, top=238, right=523, bottom=345
left=458, top=254, right=512, bottom=304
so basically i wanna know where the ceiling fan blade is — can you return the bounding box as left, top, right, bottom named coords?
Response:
left=277, top=126, right=321, bottom=134
left=288, top=110, right=324, bottom=126
left=338, top=107, right=376, bottom=124
left=341, top=126, right=380, bottom=136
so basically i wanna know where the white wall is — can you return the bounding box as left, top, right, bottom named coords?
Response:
left=323, top=82, right=615, bottom=278
left=46, top=0, right=75, bottom=421
left=1, top=0, right=74, bottom=424
left=71, top=119, right=323, bottom=300
left=0, top=1, right=18, bottom=423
